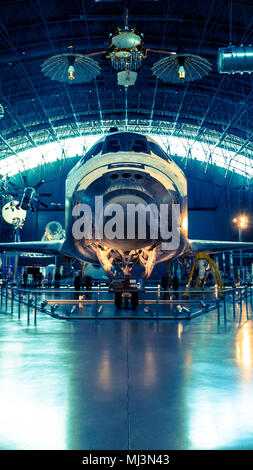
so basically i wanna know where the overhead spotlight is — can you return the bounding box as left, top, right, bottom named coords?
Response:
left=177, top=305, right=183, bottom=313
left=177, top=56, right=186, bottom=80
left=97, top=305, right=103, bottom=314
left=41, top=46, right=101, bottom=84
left=217, top=45, right=253, bottom=74
left=152, top=53, right=212, bottom=83
left=68, top=65, right=75, bottom=81
left=178, top=65, right=186, bottom=80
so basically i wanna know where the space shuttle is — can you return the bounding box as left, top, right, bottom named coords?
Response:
left=0, top=130, right=252, bottom=278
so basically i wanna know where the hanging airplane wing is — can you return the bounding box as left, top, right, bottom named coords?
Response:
left=189, top=240, right=253, bottom=253
left=0, top=240, right=64, bottom=256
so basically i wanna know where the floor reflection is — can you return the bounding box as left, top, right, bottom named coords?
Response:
left=0, top=302, right=252, bottom=449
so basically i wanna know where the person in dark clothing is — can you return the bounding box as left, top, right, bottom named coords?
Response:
left=54, top=270, right=61, bottom=288
left=85, top=275, right=92, bottom=299
left=74, top=274, right=81, bottom=291
left=161, top=275, right=168, bottom=291
left=172, top=275, right=179, bottom=299
left=23, top=270, right=28, bottom=288
left=38, top=271, right=43, bottom=287
left=47, top=271, right=52, bottom=288
left=85, top=275, right=92, bottom=290
left=74, top=274, right=81, bottom=299
left=32, top=271, right=37, bottom=288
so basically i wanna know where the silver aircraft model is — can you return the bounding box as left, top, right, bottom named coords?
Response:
left=0, top=130, right=252, bottom=278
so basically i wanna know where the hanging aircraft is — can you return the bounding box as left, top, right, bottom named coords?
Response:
left=0, top=130, right=252, bottom=278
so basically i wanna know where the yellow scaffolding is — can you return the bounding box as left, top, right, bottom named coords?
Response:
left=183, top=252, right=225, bottom=295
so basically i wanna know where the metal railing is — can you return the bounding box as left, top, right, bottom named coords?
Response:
left=0, top=282, right=252, bottom=323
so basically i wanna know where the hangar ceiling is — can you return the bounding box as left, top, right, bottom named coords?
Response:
left=0, top=0, right=252, bottom=177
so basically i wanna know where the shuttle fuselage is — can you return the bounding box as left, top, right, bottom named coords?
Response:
left=63, top=131, right=191, bottom=277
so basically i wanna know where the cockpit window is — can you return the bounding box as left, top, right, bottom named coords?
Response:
left=104, top=138, right=121, bottom=153
left=132, top=138, right=149, bottom=153
left=102, top=134, right=150, bottom=154
left=80, top=141, right=103, bottom=164
left=79, top=133, right=172, bottom=165
left=148, top=141, right=172, bottom=162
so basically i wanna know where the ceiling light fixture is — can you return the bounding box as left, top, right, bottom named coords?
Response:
left=152, top=53, right=212, bottom=83
left=41, top=46, right=101, bottom=84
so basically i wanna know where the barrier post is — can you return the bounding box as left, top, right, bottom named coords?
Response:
left=223, top=292, right=227, bottom=322
left=94, top=291, right=98, bottom=318
left=27, top=291, right=30, bottom=324
left=245, top=286, right=248, bottom=319
left=34, top=292, right=37, bottom=325
left=232, top=288, right=236, bottom=319
left=240, top=289, right=243, bottom=317
left=217, top=294, right=220, bottom=323
left=18, top=290, right=21, bottom=319
left=11, top=288, right=14, bottom=314
left=5, top=285, right=8, bottom=311
left=1, top=284, right=3, bottom=308
left=156, top=286, right=160, bottom=318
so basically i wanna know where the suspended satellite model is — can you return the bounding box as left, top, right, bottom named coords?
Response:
left=2, top=199, right=26, bottom=229
left=41, top=9, right=212, bottom=87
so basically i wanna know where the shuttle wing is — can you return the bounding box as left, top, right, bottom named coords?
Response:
left=190, top=239, right=253, bottom=253
left=0, top=240, right=64, bottom=256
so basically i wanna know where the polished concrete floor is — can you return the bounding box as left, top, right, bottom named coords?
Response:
left=0, top=300, right=253, bottom=450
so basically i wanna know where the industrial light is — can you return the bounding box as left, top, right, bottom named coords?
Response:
left=41, top=49, right=101, bottom=84
left=233, top=215, right=248, bottom=229
left=217, top=45, right=253, bottom=74
left=68, top=65, right=75, bottom=81
left=152, top=53, right=212, bottom=83
left=178, top=65, right=186, bottom=80
left=239, top=216, right=248, bottom=229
